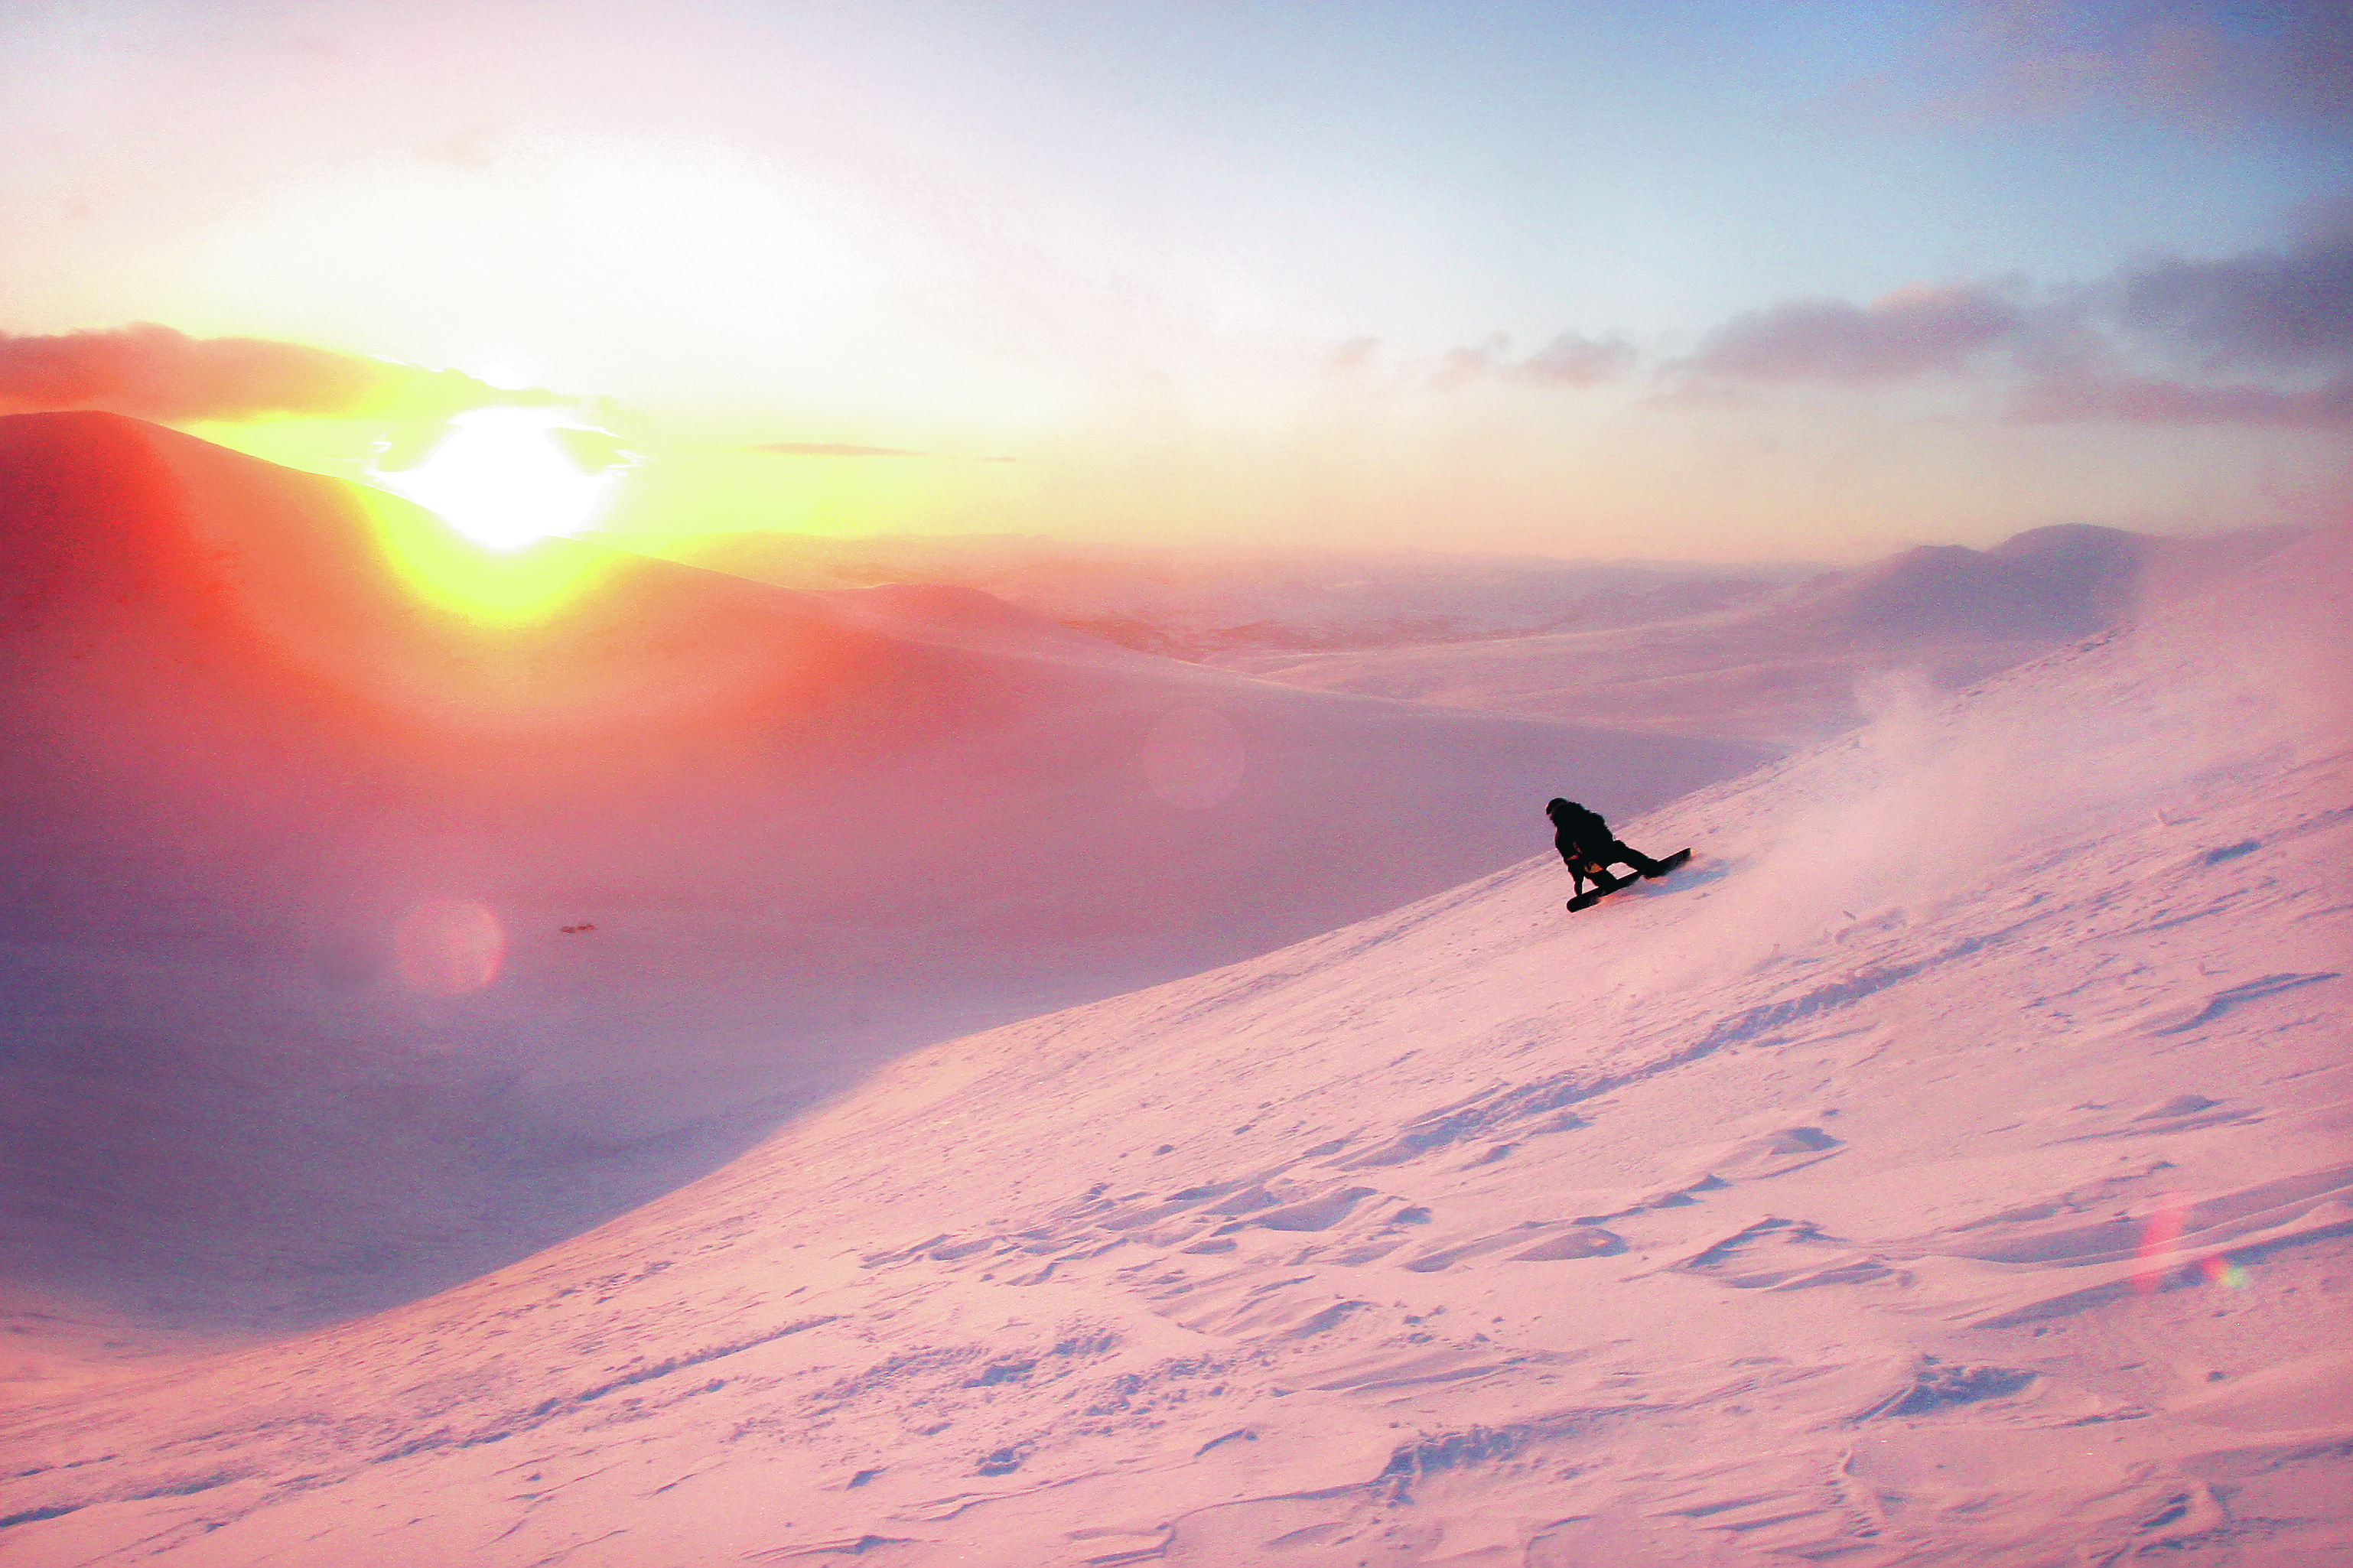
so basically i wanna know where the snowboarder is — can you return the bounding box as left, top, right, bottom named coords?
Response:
left=1545, top=798, right=1666, bottom=899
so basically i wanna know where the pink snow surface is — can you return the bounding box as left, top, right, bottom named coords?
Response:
left=2, top=444, right=2348, bottom=1563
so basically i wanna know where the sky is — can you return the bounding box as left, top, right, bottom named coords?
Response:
left=2, top=0, right=2348, bottom=561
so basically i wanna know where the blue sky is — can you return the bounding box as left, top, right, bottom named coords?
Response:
left=863, top=0, right=2335, bottom=336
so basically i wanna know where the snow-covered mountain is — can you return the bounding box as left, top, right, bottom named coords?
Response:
left=636, top=529, right=1814, bottom=659
left=4, top=500, right=2341, bottom=1563
left=1225, top=523, right=2299, bottom=750
left=655, top=521, right=2291, bottom=754
left=0, top=414, right=1755, bottom=1331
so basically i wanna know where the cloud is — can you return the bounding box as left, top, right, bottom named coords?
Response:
left=0, top=324, right=559, bottom=423
left=2111, top=209, right=2353, bottom=375
left=1684, top=284, right=2023, bottom=385
left=1669, top=214, right=2353, bottom=431
left=1426, top=331, right=1636, bottom=392
left=1322, top=330, right=1635, bottom=394
left=2010, top=371, right=2353, bottom=429
left=1512, top=331, right=1637, bottom=387
left=1429, top=336, right=1508, bottom=391
left=1925, top=0, right=2353, bottom=136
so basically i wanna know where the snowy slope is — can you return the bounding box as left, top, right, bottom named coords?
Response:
left=0, top=413, right=1756, bottom=1332
left=3, top=521, right=2342, bottom=1563
left=1224, top=525, right=2290, bottom=751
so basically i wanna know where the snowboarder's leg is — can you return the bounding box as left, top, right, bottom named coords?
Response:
left=1609, top=841, right=1668, bottom=878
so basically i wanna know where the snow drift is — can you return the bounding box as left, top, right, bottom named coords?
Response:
left=2, top=503, right=2342, bottom=1561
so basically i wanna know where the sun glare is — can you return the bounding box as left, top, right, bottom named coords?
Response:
left=370, top=407, right=625, bottom=548
left=354, top=484, right=623, bottom=628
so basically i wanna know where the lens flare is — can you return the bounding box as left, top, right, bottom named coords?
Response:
left=394, top=899, right=506, bottom=996
left=2133, top=1198, right=2188, bottom=1293
left=2199, top=1254, right=2250, bottom=1290
left=371, top=407, right=625, bottom=548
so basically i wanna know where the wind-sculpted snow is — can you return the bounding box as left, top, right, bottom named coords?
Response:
left=1, top=505, right=2342, bottom=1563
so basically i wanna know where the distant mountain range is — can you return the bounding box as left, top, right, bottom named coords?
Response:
left=641, top=522, right=2299, bottom=753
left=1215, top=522, right=2303, bottom=750
left=633, top=529, right=1822, bottom=659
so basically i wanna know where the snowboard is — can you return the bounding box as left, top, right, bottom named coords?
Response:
left=1566, top=847, right=1693, bottom=912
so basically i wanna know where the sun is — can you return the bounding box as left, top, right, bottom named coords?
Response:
left=369, top=407, right=627, bottom=548
left=355, top=408, right=634, bottom=625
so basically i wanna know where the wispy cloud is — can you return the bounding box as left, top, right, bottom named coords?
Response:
left=2009, top=372, right=2353, bottom=430
left=0, top=324, right=561, bottom=423
left=1513, top=331, right=1639, bottom=387
left=1684, top=284, right=2023, bottom=385
left=1429, top=335, right=1510, bottom=392
left=1421, top=330, right=1638, bottom=392
left=1320, top=330, right=1637, bottom=393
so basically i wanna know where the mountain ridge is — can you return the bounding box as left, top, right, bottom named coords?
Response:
left=1217, top=520, right=2300, bottom=750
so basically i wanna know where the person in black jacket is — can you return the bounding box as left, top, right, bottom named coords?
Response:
left=1546, top=798, right=1664, bottom=897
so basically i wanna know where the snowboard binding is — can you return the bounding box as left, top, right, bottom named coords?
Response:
left=1567, top=847, right=1692, bottom=912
